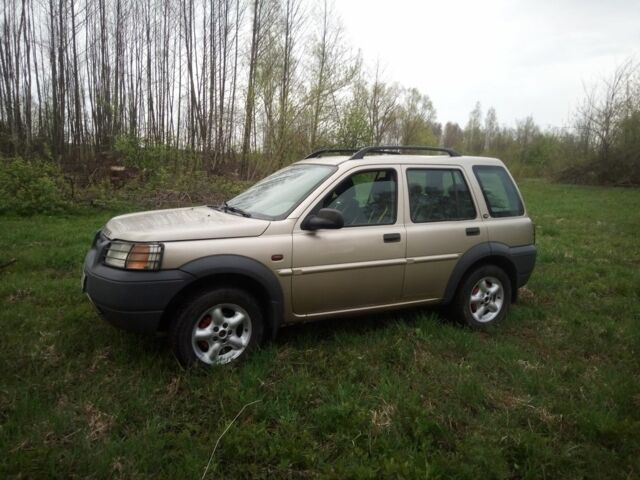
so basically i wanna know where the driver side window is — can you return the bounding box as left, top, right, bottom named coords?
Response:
left=319, top=169, right=397, bottom=226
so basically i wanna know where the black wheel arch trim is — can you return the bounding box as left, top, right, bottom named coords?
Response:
left=442, top=242, right=536, bottom=304
left=177, top=254, right=284, bottom=339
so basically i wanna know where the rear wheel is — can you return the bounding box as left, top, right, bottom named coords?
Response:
left=450, top=265, right=511, bottom=328
left=169, top=288, right=264, bottom=367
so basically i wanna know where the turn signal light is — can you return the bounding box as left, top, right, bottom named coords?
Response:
left=104, top=242, right=164, bottom=270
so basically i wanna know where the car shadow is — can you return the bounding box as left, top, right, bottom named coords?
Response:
left=273, top=305, right=449, bottom=346
left=90, top=305, right=450, bottom=368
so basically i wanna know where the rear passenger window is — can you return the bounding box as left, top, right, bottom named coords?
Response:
left=473, top=166, right=524, bottom=217
left=406, top=169, right=476, bottom=222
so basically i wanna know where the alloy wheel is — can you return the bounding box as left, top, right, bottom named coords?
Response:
left=469, top=276, right=504, bottom=323
left=191, top=303, right=252, bottom=365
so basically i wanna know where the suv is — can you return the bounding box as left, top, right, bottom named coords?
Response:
left=82, top=146, right=536, bottom=366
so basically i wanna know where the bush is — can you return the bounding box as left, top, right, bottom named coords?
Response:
left=114, top=135, right=200, bottom=173
left=0, top=158, right=71, bottom=215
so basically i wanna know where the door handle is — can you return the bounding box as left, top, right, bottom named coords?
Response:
left=383, top=233, right=401, bottom=243
left=466, top=227, right=480, bottom=236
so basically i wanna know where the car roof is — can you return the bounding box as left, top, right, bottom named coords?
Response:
left=294, top=154, right=505, bottom=168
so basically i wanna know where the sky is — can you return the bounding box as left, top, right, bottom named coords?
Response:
left=335, top=0, right=640, bottom=128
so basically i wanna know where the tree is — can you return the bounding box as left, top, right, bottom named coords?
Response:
left=441, top=122, right=464, bottom=150
left=240, top=0, right=267, bottom=179
left=274, top=0, right=304, bottom=167
left=367, top=64, right=399, bottom=145
left=484, top=107, right=498, bottom=152
left=574, top=59, right=639, bottom=175
left=306, top=0, right=358, bottom=149
left=335, top=79, right=371, bottom=147
left=464, top=101, right=483, bottom=154
left=394, top=87, right=437, bottom=145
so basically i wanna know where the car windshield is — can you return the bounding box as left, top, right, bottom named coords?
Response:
left=226, top=164, right=337, bottom=220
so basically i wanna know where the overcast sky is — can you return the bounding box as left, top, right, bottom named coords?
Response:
left=335, top=0, right=640, bottom=128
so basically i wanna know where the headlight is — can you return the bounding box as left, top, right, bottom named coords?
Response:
left=104, top=241, right=163, bottom=270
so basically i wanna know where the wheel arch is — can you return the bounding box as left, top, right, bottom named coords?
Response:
left=443, top=243, right=519, bottom=305
left=158, top=255, right=283, bottom=340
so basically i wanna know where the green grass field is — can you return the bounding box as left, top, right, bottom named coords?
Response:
left=1, top=180, right=639, bottom=479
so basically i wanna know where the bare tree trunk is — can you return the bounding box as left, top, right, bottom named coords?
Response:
left=48, top=0, right=61, bottom=159
left=275, top=0, right=302, bottom=167
left=309, top=0, right=328, bottom=149
left=226, top=0, right=241, bottom=164
left=69, top=0, right=82, bottom=147
left=21, top=0, right=32, bottom=151
left=240, top=0, right=262, bottom=179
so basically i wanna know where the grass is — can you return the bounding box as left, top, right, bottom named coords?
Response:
left=1, top=179, right=639, bottom=479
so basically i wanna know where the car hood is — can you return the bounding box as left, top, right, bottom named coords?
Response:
left=104, top=206, right=270, bottom=242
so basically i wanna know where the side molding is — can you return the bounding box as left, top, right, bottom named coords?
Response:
left=178, top=254, right=284, bottom=339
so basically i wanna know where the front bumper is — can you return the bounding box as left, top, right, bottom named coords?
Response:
left=82, top=234, right=194, bottom=334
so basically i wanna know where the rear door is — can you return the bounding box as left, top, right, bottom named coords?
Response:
left=402, top=165, right=488, bottom=300
left=291, top=166, right=406, bottom=315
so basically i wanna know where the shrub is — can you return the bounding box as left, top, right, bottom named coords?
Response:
left=0, top=158, right=71, bottom=215
left=114, top=135, right=197, bottom=173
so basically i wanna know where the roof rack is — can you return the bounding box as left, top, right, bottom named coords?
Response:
left=349, top=145, right=461, bottom=160
left=305, top=148, right=360, bottom=159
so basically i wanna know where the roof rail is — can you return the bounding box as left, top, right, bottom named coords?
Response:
left=349, top=145, right=462, bottom=160
left=305, top=148, right=360, bottom=159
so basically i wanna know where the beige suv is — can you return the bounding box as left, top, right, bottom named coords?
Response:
left=82, top=146, right=536, bottom=366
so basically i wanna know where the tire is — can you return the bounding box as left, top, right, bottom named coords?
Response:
left=169, top=287, right=264, bottom=367
left=449, top=265, right=512, bottom=329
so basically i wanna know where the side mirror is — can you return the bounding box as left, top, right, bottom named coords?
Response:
left=301, top=208, right=344, bottom=231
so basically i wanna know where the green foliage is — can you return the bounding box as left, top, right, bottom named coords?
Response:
left=557, top=111, right=640, bottom=185
left=610, top=111, right=640, bottom=183
left=143, top=168, right=248, bottom=202
left=0, top=157, right=70, bottom=215
left=396, top=88, right=438, bottom=146
left=464, top=101, right=484, bottom=154
left=336, top=84, right=372, bottom=148
left=79, top=169, right=249, bottom=211
left=114, top=135, right=184, bottom=172
left=106, top=135, right=249, bottom=208
left=0, top=145, right=250, bottom=215
left=500, top=131, right=569, bottom=179
left=81, top=179, right=135, bottom=211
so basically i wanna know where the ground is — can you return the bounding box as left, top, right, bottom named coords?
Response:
left=1, top=180, right=639, bottom=479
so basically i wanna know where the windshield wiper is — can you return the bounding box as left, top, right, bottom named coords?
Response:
left=211, top=201, right=252, bottom=218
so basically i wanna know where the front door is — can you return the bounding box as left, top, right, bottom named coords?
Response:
left=291, top=167, right=406, bottom=316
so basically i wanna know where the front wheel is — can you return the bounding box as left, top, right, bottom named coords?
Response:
left=450, top=265, right=512, bottom=328
left=169, top=288, right=264, bottom=367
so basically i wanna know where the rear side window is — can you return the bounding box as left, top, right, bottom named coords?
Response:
left=473, top=166, right=524, bottom=217
left=406, top=169, right=476, bottom=222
